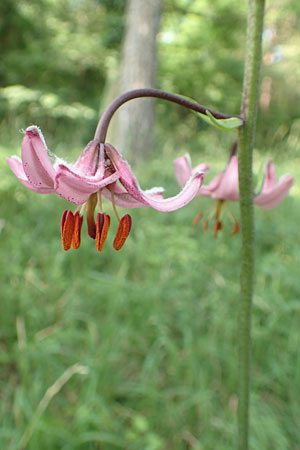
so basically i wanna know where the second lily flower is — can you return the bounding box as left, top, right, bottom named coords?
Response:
left=174, top=153, right=294, bottom=236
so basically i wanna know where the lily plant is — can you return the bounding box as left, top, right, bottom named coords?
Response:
left=5, top=1, right=291, bottom=445
left=174, top=153, right=294, bottom=236
left=6, top=89, right=240, bottom=253
left=6, top=125, right=204, bottom=251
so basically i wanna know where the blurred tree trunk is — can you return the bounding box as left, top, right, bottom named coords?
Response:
left=115, top=0, right=162, bottom=160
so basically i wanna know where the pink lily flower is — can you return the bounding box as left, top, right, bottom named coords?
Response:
left=253, top=159, right=294, bottom=210
left=174, top=153, right=294, bottom=236
left=6, top=126, right=204, bottom=251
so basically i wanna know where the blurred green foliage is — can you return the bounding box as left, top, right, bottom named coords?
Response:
left=0, top=143, right=299, bottom=448
left=0, top=0, right=125, bottom=141
left=1, top=0, right=300, bottom=153
left=0, top=0, right=299, bottom=448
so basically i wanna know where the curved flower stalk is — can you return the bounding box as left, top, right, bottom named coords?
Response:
left=6, top=126, right=205, bottom=251
left=174, top=153, right=294, bottom=236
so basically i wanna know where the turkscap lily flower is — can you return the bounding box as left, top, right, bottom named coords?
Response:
left=174, top=153, right=294, bottom=236
left=6, top=126, right=204, bottom=251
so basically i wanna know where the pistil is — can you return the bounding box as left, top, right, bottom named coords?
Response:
left=86, top=193, right=97, bottom=238
left=110, top=185, right=121, bottom=222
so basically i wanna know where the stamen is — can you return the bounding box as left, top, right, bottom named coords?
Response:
left=113, top=214, right=132, bottom=251
left=96, top=213, right=111, bottom=252
left=192, top=212, right=203, bottom=226
left=87, top=193, right=97, bottom=239
left=71, top=212, right=83, bottom=249
left=61, top=210, right=75, bottom=251
left=110, top=185, right=121, bottom=222
left=80, top=202, right=87, bottom=216
left=97, top=190, right=103, bottom=213
left=215, top=199, right=224, bottom=222
left=224, top=204, right=240, bottom=236
left=74, top=205, right=81, bottom=213
left=203, top=219, right=208, bottom=233
left=213, top=219, right=222, bottom=237
left=230, top=222, right=240, bottom=236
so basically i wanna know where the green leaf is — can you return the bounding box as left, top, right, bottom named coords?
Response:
left=195, top=110, right=243, bottom=131
left=176, top=93, right=243, bottom=131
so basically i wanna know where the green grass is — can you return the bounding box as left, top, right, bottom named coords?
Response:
left=0, top=137, right=299, bottom=449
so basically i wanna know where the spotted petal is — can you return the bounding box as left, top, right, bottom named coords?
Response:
left=6, top=156, right=54, bottom=193
left=21, top=126, right=55, bottom=189
left=54, top=165, right=120, bottom=204
left=106, top=143, right=204, bottom=212
left=73, top=140, right=104, bottom=177
left=102, top=185, right=165, bottom=209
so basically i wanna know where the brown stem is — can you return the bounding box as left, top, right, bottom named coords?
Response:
left=94, top=88, right=236, bottom=142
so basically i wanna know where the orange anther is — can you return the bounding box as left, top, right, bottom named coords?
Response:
left=192, top=212, right=203, bottom=226
left=113, top=214, right=132, bottom=251
left=230, top=222, right=240, bottom=236
left=71, top=212, right=83, bottom=249
left=61, top=210, right=75, bottom=251
left=203, top=219, right=208, bottom=233
left=213, top=219, right=222, bottom=237
left=96, top=213, right=111, bottom=252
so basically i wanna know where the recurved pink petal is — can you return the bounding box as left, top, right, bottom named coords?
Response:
left=105, top=143, right=138, bottom=185
left=102, top=186, right=164, bottom=209
left=73, top=140, right=104, bottom=177
left=211, top=156, right=239, bottom=201
left=125, top=172, right=205, bottom=211
left=174, top=154, right=193, bottom=187
left=197, top=171, right=224, bottom=197
left=6, top=156, right=54, bottom=193
left=111, top=182, right=130, bottom=195
left=21, top=126, right=55, bottom=189
left=110, top=181, right=164, bottom=198
left=260, top=160, right=278, bottom=193
left=174, top=154, right=209, bottom=189
left=102, top=189, right=145, bottom=208
left=254, top=174, right=293, bottom=209
left=106, top=143, right=204, bottom=211
left=192, top=163, right=210, bottom=175
left=54, top=165, right=120, bottom=204
left=143, top=187, right=165, bottom=198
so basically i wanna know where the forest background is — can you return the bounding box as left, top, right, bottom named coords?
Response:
left=0, top=0, right=300, bottom=449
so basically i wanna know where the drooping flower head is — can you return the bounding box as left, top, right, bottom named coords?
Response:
left=174, top=153, right=294, bottom=236
left=7, top=126, right=205, bottom=251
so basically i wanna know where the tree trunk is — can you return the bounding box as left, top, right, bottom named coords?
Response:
left=115, top=0, right=161, bottom=161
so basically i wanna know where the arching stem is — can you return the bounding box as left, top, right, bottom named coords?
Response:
left=94, top=88, right=234, bottom=143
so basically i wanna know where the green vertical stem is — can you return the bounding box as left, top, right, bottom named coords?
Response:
left=238, top=1, right=265, bottom=449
